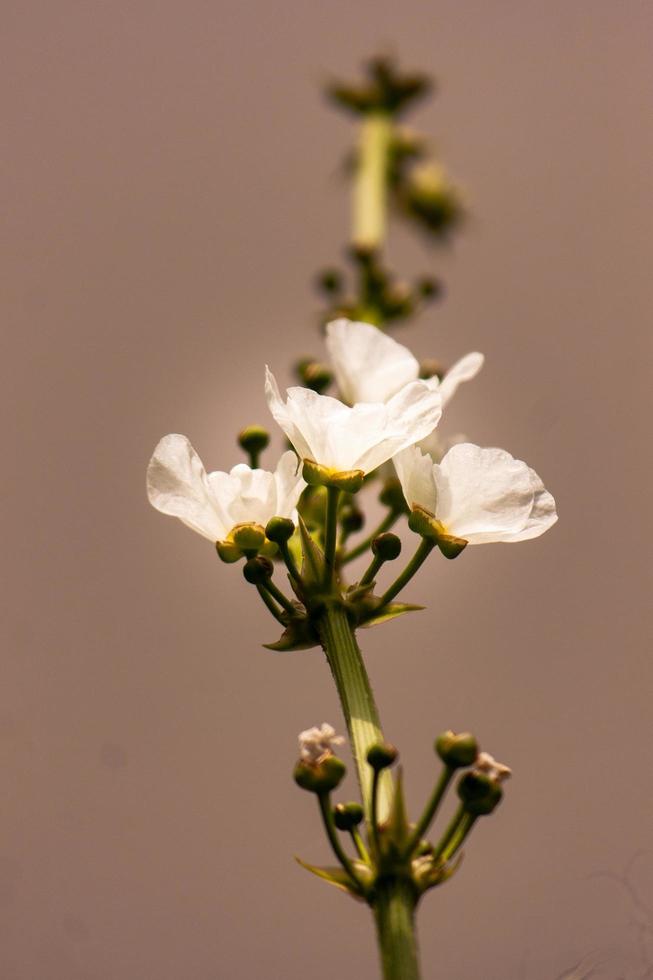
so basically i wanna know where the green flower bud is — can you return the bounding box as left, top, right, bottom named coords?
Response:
left=295, top=359, right=333, bottom=394
left=237, top=426, right=270, bottom=457
left=340, top=505, right=365, bottom=534
left=372, top=532, right=402, bottom=562
left=242, top=556, right=274, bottom=585
left=265, top=516, right=295, bottom=544
left=417, top=278, right=442, bottom=301
left=435, top=731, right=478, bottom=769
left=367, top=743, right=398, bottom=772
left=457, top=771, right=503, bottom=816
left=379, top=478, right=408, bottom=514
left=294, top=755, right=346, bottom=794
left=333, top=801, right=364, bottom=831
left=231, top=522, right=266, bottom=553
left=316, top=269, right=343, bottom=295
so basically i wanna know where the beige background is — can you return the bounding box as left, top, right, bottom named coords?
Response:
left=2, top=2, right=652, bottom=977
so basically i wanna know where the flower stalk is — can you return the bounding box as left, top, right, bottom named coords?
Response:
left=353, top=111, right=392, bottom=250
left=373, top=877, right=420, bottom=980
left=317, top=602, right=393, bottom=823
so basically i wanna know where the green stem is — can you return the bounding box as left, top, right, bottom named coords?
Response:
left=441, top=812, right=476, bottom=862
left=353, top=111, right=392, bottom=249
left=359, top=553, right=383, bottom=588
left=323, top=486, right=340, bottom=590
left=378, top=538, right=434, bottom=608
left=279, top=540, right=301, bottom=584
left=317, top=794, right=363, bottom=891
left=317, top=602, right=393, bottom=823
left=404, top=765, right=454, bottom=857
left=255, top=584, right=285, bottom=624
left=374, top=878, right=421, bottom=980
left=263, top=578, right=296, bottom=616
left=433, top=803, right=467, bottom=862
left=341, top=510, right=397, bottom=565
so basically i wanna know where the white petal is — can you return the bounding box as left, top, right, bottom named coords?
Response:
left=501, top=467, right=558, bottom=541
left=437, top=352, right=484, bottom=406
left=273, top=450, right=306, bottom=519
left=434, top=444, right=536, bottom=543
left=266, top=369, right=441, bottom=473
left=393, top=446, right=438, bottom=513
left=147, top=434, right=228, bottom=541
left=325, top=318, right=419, bottom=404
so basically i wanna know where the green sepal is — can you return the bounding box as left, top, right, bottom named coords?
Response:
left=359, top=601, right=424, bottom=629
left=302, top=459, right=365, bottom=493
left=437, top=533, right=467, bottom=560
left=295, top=858, right=366, bottom=901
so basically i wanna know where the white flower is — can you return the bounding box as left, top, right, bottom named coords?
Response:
left=474, top=752, right=512, bottom=783
left=265, top=366, right=442, bottom=475
left=325, top=318, right=483, bottom=408
left=393, top=443, right=557, bottom=544
left=298, top=723, right=345, bottom=765
left=147, top=434, right=305, bottom=542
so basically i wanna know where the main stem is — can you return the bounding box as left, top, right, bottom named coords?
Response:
left=374, top=878, right=420, bottom=980
left=353, top=111, right=391, bottom=249
left=317, top=602, right=393, bottom=823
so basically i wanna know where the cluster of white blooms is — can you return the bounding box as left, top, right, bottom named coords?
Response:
left=147, top=317, right=556, bottom=549
left=298, top=723, right=345, bottom=765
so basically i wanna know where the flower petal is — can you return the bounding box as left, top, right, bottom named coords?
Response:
left=147, top=434, right=227, bottom=541
left=393, top=446, right=438, bottom=513
left=437, top=352, right=484, bottom=407
left=434, top=444, right=537, bottom=543
left=500, top=467, right=558, bottom=541
left=325, top=318, right=419, bottom=404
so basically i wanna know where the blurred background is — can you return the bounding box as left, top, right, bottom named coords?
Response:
left=2, top=1, right=652, bottom=977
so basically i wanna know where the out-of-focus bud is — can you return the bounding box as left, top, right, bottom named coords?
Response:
left=265, top=516, right=295, bottom=545
left=296, top=359, right=333, bottom=394
left=402, top=162, right=465, bottom=237
left=372, top=532, right=402, bottom=562
left=231, top=522, right=266, bottom=554
left=316, top=268, right=344, bottom=295
left=237, top=426, right=270, bottom=461
left=333, top=801, right=364, bottom=831
left=340, top=504, right=365, bottom=535
left=294, top=755, right=347, bottom=794
left=435, top=731, right=478, bottom=769
left=242, top=555, right=274, bottom=585
left=457, top=771, right=503, bottom=816
left=367, top=742, right=398, bottom=772
left=417, top=278, right=443, bottom=301
left=379, top=478, right=409, bottom=514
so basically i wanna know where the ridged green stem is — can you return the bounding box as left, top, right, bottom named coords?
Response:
left=317, top=602, right=393, bottom=823
left=374, top=878, right=421, bottom=980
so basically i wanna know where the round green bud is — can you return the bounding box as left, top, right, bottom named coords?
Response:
left=333, top=802, right=364, bottom=831
left=378, top=478, right=408, bottom=514
left=372, top=532, right=402, bottom=562
left=231, top=522, right=266, bottom=553
left=265, top=516, right=295, bottom=544
left=435, top=731, right=478, bottom=769
left=296, top=360, right=332, bottom=394
left=367, top=743, right=398, bottom=772
left=293, top=755, right=346, bottom=794
left=242, top=556, right=273, bottom=585
left=340, top=505, right=365, bottom=534
left=457, top=771, right=503, bottom=816
left=237, top=425, right=270, bottom=456
left=418, top=278, right=442, bottom=301
left=316, top=269, right=343, bottom=295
